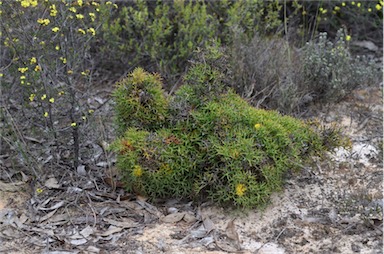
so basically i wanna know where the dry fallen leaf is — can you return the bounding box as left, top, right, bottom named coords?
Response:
left=202, top=214, right=215, bottom=234
left=97, top=226, right=123, bottom=236
left=103, top=218, right=139, bottom=228
left=69, top=238, right=88, bottom=246
left=40, top=209, right=58, bottom=223
left=183, top=212, right=197, bottom=223
left=77, top=165, right=87, bottom=176
left=0, top=181, right=26, bottom=192
left=38, top=201, right=64, bottom=211
left=225, top=218, right=241, bottom=250
left=214, top=231, right=240, bottom=253
left=44, top=178, right=61, bottom=189
left=161, top=212, right=185, bottom=223
left=80, top=225, right=95, bottom=238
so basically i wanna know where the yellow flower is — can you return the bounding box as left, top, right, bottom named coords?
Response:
left=20, top=75, right=26, bottom=80
left=76, top=14, right=84, bottom=19
left=321, top=9, right=327, bottom=14
left=342, top=2, right=346, bottom=6
left=44, top=112, right=49, bottom=117
left=78, top=28, right=86, bottom=35
left=106, top=1, right=112, bottom=5
left=40, top=41, right=45, bottom=46
left=77, top=0, right=83, bottom=6
left=18, top=67, right=28, bottom=73
left=81, top=70, right=89, bottom=75
left=89, top=12, right=96, bottom=21
left=113, top=3, right=118, bottom=9
left=71, top=122, right=77, bottom=127
left=60, top=57, right=67, bottom=64
left=254, top=123, right=262, bottom=129
left=50, top=4, right=57, bottom=16
left=58, top=91, right=65, bottom=96
left=235, top=183, right=246, bottom=197
left=30, top=57, right=37, bottom=64
left=133, top=165, right=143, bottom=177
left=34, top=65, right=41, bottom=72
left=67, top=70, right=73, bottom=75
left=29, top=93, right=36, bottom=101
left=334, top=6, right=340, bottom=11
left=376, top=4, right=382, bottom=10
left=21, top=0, right=38, bottom=8
left=368, top=8, right=372, bottom=12
left=49, top=98, right=54, bottom=103
left=0, top=73, right=3, bottom=77
left=36, top=188, right=43, bottom=193
left=91, top=1, right=99, bottom=6
left=37, top=18, right=50, bottom=26
left=41, top=94, right=47, bottom=100
left=69, top=7, right=76, bottom=13
left=87, top=27, right=96, bottom=36
left=55, top=45, right=60, bottom=50
left=351, top=1, right=355, bottom=5
left=52, top=27, right=60, bottom=33
left=88, top=109, right=94, bottom=114
left=345, top=35, right=351, bottom=41
left=20, top=0, right=29, bottom=7
left=357, top=2, right=361, bottom=8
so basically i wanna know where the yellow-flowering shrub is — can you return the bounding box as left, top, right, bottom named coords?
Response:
left=112, top=63, right=349, bottom=208
left=1, top=0, right=114, bottom=171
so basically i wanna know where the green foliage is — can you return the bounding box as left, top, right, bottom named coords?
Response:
left=112, top=68, right=169, bottom=134
left=289, top=1, right=383, bottom=46
left=99, top=0, right=218, bottom=86
left=97, top=0, right=283, bottom=89
left=220, top=28, right=381, bottom=114
left=302, top=29, right=380, bottom=102
left=0, top=0, right=115, bottom=170
left=112, top=66, right=348, bottom=208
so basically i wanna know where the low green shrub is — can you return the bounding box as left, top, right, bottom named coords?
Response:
left=222, top=28, right=380, bottom=114
left=112, top=67, right=349, bottom=208
left=112, top=67, right=169, bottom=134
left=302, top=29, right=380, bottom=102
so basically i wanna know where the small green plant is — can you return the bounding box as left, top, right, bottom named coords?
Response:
left=112, top=67, right=169, bottom=134
left=302, top=28, right=380, bottom=102
left=112, top=66, right=348, bottom=208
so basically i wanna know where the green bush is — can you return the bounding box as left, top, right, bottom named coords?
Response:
left=112, top=66, right=349, bottom=208
left=288, top=1, right=383, bottom=46
left=96, top=0, right=283, bottom=89
left=301, top=29, right=380, bottom=102
left=220, top=28, right=380, bottom=114
left=112, top=67, right=169, bottom=134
